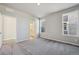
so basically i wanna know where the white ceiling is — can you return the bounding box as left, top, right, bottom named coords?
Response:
left=2, top=3, right=78, bottom=18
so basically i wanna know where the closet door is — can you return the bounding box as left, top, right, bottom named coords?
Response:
left=16, top=17, right=29, bottom=42
left=0, top=13, right=3, bottom=48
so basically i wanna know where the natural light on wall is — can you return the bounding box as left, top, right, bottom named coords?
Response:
left=3, top=15, right=16, bottom=41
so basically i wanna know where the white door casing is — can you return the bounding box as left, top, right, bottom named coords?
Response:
left=0, top=12, right=3, bottom=48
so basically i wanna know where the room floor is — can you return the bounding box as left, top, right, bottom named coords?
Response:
left=0, top=38, right=79, bottom=55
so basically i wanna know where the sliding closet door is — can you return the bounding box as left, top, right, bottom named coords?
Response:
left=3, top=15, right=16, bottom=40
left=0, top=13, right=3, bottom=48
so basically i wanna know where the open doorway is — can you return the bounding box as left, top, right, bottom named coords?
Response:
left=29, top=18, right=36, bottom=40
left=29, top=17, right=40, bottom=40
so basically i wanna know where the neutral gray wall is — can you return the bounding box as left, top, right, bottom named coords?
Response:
left=40, top=4, right=79, bottom=46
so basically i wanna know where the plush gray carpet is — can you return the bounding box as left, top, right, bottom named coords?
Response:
left=0, top=38, right=79, bottom=55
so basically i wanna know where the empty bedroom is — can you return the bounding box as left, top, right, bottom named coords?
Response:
left=0, top=3, right=79, bottom=55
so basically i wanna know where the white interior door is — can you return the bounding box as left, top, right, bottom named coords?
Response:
left=17, top=17, right=29, bottom=42
left=0, top=13, right=3, bottom=48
